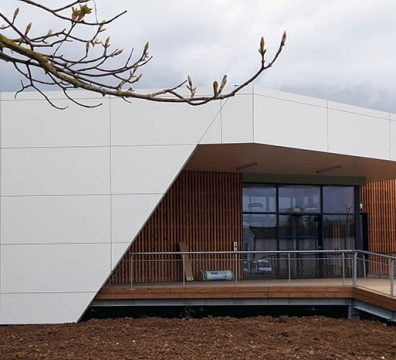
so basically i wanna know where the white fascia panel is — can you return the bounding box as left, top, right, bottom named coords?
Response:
left=254, top=95, right=327, bottom=151
left=110, top=98, right=220, bottom=146
left=0, top=292, right=96, bottom=324
left=1, top=243, right=110, bottom=293
left=1, top=98, right=110, bottom=148
left=390, top=113, right=396, bottom=121
left=221, top=94, right=254, bottom=143
left=328, top=109, right=390, bottom=160
left=111, top=145, right=195, bottom=194
left=1, top=147, right=110, bottom=196
left=328, top=101, right=390, bottom=120
left=0, top=90, right=103, bottom=101
left=254, top=88, right=327, bottom=108
left=1, top=196, right=110, bottom=245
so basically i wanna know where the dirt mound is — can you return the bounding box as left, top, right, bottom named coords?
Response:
left=0, top=316, right=395, bottom=359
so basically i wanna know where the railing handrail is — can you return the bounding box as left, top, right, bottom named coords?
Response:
left=356, top=250, right=396, bottom=260
left=129, top=249, right=396, bottom=260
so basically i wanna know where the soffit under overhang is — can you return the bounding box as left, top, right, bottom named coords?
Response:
left=185, top=143, right=396, bottom=183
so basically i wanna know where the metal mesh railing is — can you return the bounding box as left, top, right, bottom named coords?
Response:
left=126, top=250, right=395, bottom=297
left=355, top=252, right=395, bottom=296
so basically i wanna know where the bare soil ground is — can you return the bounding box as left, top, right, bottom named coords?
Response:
left=0, top=316, right=395, bottom=359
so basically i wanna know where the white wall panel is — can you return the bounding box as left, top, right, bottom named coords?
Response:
left=391, top=121, right=396, bottom=161
left=111, top=98, right=219, bottom=145
left=111, top=242, right=132, bottom=270
left=199, top=114, right=222, bottom=144
left=254, top=95, right=327, bottom=151
left=1, top=196, right=110, bottom=245
left=0, top=292, right=95, bottom=324
left=390, top=113, right=396, bottom=121
left=1, top=244, right=110, bottom=293
left=328, top=109, right=390, bottom=159
left=1, top=147, right=110, bottom=195
left=111, top=145, right=194, bottom=194
left=111, top=194, right=162, bottom=244
left=1, top=99, right=110, bottom=148
left=221, top=94, right=254, bottom=143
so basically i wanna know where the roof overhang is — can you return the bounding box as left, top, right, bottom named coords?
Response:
left=185, top=143, right=396, bottom=183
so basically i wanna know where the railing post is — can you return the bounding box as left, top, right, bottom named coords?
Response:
left=182, top=254, right=186, bottom=287
left=234, top=252, right=238, bottom=284
left=233, top=242, right=238, bottom=284
left=342, top=252, right=345, bottom=286
left=389, top=259, right=394, bottom=297
left=130, top=255, right=133, bottom=288
left=288, top=253, right=291, bottom=283
left=353, top=252, right=357, bottom=287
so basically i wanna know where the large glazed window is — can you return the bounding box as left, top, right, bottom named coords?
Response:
left=278, top=186, right=320, bottom=213
left=278, top=215, right=319, bottom=251
left=322, top=186, right=355, bottom=250
left=243, top=214, right=277, bottom=251
left=242, top=186, right=276, bottom=213
left=242, top=183, right=358, bottom=253
left=323, top=186, right=355, bottom=214
left=323, top=215, right=355, bottom=250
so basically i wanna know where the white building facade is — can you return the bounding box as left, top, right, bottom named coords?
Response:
left=0, top=87, right=395, bottom=324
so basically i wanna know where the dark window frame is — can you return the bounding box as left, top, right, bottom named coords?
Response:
left=242, top=183, right=359, bottom=251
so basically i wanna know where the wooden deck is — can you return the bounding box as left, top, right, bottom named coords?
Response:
left=95, top=279, right=396, bottom=312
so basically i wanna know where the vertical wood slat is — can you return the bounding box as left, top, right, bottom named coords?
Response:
left=361, top=179, right=396, bottom=274
left=108, top=170, right=242, bottom=284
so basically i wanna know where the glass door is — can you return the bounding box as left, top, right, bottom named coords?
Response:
left=242, top=214, right=277, bottom=279
left=278, top=215, right=320, bottom=278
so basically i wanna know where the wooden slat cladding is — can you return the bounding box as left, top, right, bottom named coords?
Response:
left=361, top=179, right=396, bottom=254
left=108, top=171, right=242, bottom=284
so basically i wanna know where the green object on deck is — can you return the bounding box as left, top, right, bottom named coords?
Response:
left=202, top=270, right=234, bottom=281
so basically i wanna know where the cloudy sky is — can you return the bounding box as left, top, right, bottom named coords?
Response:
left=1, top=0, right=395, bottom=112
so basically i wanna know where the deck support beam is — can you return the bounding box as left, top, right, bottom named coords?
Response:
left=347, top=300, right=361, bottom=320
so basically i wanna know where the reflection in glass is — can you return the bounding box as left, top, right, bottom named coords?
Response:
left=279, top=186, right=320, bottom=213
left=278, top=215, right=318, bottom=250
left=278, top=215, right=319, bottom=278
left=243, top=214, right=277, bottom=277
left=243, top=214, right=277, bottom=251
left=323, top=186, right=354, bottom=214
left=243, top=186, right=276, bottom=213
left=323, top=215, right=355, bottom=250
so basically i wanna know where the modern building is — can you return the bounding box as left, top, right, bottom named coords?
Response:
left=0, top=87, right=395, bottom=324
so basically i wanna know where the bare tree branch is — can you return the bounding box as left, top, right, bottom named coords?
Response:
left=0, top=0, right=286, bottom=108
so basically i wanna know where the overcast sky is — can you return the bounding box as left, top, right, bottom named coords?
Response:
left=1, top=0, right=395, bottom=112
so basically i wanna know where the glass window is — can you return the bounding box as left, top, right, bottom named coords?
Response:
left=242, top=184, right=356, bottom=256
left=243, top=214, right=277, bottom=251
left=243, top=186, right=276, bottom=213
left=323, top=215, right=355, bottom=250
left=323, top=186, right=354, bottom=214
left=278, top=215, right=319, bottom=250
left=278, top=186, right=320, bottom=213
